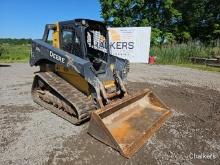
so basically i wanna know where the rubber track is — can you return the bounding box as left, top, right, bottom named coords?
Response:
left=33, top=72, right=96, bottom=124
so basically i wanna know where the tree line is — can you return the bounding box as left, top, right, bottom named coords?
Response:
left=0, top=38, right=32, bottom=45
left=99, top=0, right=220, bottom=45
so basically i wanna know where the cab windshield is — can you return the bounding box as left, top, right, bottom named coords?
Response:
left=85, top=26, right=109, bottom=72
left=85, top=28, right=108, bottom=61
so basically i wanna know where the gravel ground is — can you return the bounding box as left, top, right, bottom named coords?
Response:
left=128, top=64, right=220, bottom=91
left=0, top=63, right=220, bottom=165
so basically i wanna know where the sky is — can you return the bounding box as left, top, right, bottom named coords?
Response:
left=0, top=0, right=102, bottom=39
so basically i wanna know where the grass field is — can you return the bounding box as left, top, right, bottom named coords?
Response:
left=0, top=44, right=30, bottom=62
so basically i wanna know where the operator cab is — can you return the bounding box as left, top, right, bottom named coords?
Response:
left=60, top=19, right=109, bottom=74
left=42, top=19, right=109, bottom=74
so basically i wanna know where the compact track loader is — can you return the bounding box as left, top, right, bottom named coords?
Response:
left=30, top=19, right=171, bottom=158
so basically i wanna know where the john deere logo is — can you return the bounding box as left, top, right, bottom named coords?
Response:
left=49, top=51, right=65, bottom=63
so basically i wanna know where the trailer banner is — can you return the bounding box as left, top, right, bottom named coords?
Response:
left=108, top=27, right=151, bottom=63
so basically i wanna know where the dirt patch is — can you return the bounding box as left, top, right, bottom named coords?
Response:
left=0, top=105, right=85, bottom=165
left=0, top=105, right=38, bottom=114
left=7, top=82, right=32, bottom=88
left=41, top=82, right=220, bottom=165
left=1, top=64, right=220, bottom=164
left=127, top=81, right=220, bottom=123
left=0, top=105, right=37, bottom=153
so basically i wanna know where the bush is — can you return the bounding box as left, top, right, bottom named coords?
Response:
left=152, top=41, right=220, bottom=64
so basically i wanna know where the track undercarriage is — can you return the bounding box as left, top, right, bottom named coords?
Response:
left=32, top=72, right=96, bottom=124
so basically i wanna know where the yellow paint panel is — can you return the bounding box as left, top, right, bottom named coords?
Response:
left=110, top=64, right=115, bottom=72
left=55, top=64, right=91, bottom=95
left=103, top=80, right=115, bottom=89
left=52, top=23, right=60, bottom=48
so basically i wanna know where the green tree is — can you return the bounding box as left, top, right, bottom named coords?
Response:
left=100, top=0, right=181, bottom=44
left=0, top=38, right=32, bottom=45
left=99, top=0, right=220, bottom=44
left=174, top=0, right=220, bottom=42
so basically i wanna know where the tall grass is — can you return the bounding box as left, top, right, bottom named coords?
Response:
left=152, top=41, right=220, bottom=64
left=0, top=44, right=30, bottom=62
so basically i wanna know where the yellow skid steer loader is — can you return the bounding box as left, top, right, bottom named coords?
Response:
left=30, top=19, right=171, bottom=158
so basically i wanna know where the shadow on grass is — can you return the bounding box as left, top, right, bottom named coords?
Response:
left=0, top=64, right=11, bottom=67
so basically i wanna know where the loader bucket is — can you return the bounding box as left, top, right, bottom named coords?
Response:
left=88, top=88, right=172, bottom=158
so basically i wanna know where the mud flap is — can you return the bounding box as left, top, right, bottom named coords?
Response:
left=88, top=88, right=172, bottom=158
